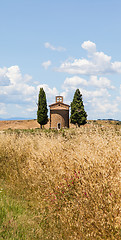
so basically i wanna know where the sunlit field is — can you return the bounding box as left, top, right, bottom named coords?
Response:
left=0, top=122, right=121, bottom=239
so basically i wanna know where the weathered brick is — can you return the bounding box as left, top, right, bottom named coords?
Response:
left=49, top=96, right=70, bottom=129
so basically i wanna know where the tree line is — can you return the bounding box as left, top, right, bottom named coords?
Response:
left=37, top=88, right=87, bottom=128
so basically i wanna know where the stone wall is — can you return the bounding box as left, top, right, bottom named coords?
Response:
left=50, top=109, right=69, bottom=129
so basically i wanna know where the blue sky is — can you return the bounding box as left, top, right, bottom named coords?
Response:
left=0, top=0, right=121, bottom=120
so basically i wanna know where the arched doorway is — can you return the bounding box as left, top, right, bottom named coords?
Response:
left=57, top=123, right=61, bottom=129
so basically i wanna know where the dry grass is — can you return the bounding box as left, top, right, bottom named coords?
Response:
left=0, top=124, right=121, bottom=239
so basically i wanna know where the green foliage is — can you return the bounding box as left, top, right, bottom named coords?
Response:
left=70, top=89, right=87, bottom=127
left=0, top=187, right=27, bottom=239
left=37, top=88, right=48, bottom=128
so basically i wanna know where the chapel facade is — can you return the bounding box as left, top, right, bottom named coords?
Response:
left=49, top=96, right=70, bottom=129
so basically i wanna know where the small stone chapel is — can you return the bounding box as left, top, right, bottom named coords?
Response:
left=49, top=96, right=70, bottom=129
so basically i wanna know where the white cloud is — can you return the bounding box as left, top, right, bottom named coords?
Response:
left=93, top=51, right=111, bottom=64
left=116, top=85, right=121, bottom=104
left=57, top=40, right=121, bottom=75
left=63, top=76, right=88, bottom=87
left=23, top=85, right=35, bottom=96
left=0, top=67, right=10, bottom=86
left=80, top=88, right=110, bottom=99
left=15, top=104, right=22, bottom=109
left=116, top=96, right=121, bottom=103
left=0, top=67, right=7, bottom=76
left=0, top=65, right=60, bottom=118
left=81, top=40, right=96, bottom=53
left=44, top=42, right=66, bottom=52
left=0, top=103, right=7, bottom=116
left=0, top=66, right=32, bottom=87
left=0, top=51, right=120, bottom=120
left=89, top=76, right=115, bottom=89
left=112, top=61, right=121, bottom=73
left=6, top=66, right=22, bottom=85
left=61, top=75, right=118, bottom=119
left=42, top=60, right=52, bottom=69
left=91, top=98, right=118, bottom=114
left=23, top=74, right=32, bottom=83
left=57, top=58, right=96, bottom=75
left=63, top=75, right=115, bottom=90
left=37, top=84, right=58, bottom=103
left=26, top=107, right=37, bottom=112
left=0, top=65, right=36, bottom=104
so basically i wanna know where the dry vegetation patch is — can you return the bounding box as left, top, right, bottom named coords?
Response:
left=0, top=125, right=121, bottom=239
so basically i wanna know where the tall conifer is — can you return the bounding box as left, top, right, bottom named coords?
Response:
left=37, top=88, right=48, bottom=129
left=70, top=89, right=87, bottom=127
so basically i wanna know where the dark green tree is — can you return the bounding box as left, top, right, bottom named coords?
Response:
left=70, top=89, right=87, bottom=127
left=37, top=88, right=48, bottom=129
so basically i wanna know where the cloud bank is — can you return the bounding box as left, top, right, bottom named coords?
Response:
left=56, top=41, right=121, bottom=75
left=1, top=40, right=121, bottom=120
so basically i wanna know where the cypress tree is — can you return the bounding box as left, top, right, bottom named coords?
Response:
left=70, top=89, right=87, bottom=127
left=37, top=88, right=48, bottom=129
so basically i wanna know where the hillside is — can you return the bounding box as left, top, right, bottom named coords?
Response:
left=0, top=119, right=44, bottom=130
left=0, top=119, right=121, bottom=131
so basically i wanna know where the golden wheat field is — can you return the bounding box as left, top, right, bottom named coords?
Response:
left=0, top=122, right=121, bottom=239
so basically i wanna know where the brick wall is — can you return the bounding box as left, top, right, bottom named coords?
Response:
left=50, top=109, right=69, bottom=129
